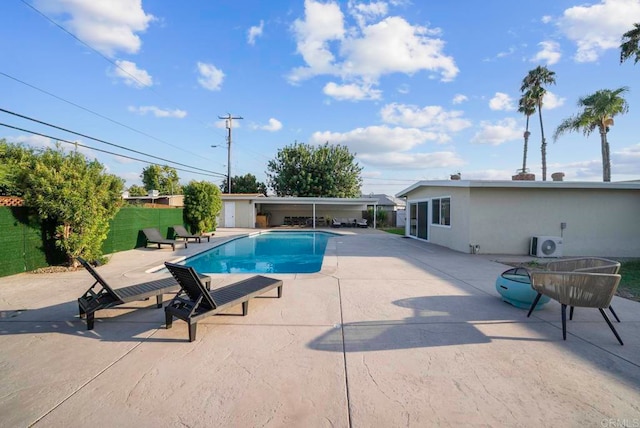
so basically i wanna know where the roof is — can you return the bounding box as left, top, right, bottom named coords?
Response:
left=396, top=180, right=640, bottom=198
left=362, top=193, right=406, bottom=207
left=220, top=195, right=379, bottom=205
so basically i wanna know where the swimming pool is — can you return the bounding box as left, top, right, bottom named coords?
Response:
left=181, top=231, right=337, bottom=274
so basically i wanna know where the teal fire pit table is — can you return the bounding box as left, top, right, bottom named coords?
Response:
left=495, top=267, right=550, bottom=310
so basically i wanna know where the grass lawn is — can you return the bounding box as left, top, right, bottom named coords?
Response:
left=381, top=227, right=405, bottom=236
left=618, top=260, right=640, bottom=302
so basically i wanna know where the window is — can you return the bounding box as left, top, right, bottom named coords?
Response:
left=431, top=197, right=450, bottom=226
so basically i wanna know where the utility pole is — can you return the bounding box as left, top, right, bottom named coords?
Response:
left=218, top=113, right=243, bottom=193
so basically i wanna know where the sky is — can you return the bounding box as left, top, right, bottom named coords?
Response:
left=1, top=0, right=640, bottom=197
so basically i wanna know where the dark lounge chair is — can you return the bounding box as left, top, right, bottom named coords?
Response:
left=142, top=227, right=184, bottom=250
left=164, top=262, right=283, bottom=342
left=77, top=257, right=211, bottom=330
left=172, top=225, right=211, bottom=243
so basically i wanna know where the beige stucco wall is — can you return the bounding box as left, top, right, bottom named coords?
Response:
left=403, top=186, right=472, bottom=253
left=469, top=187, right=640, bottom=257
left=218, top=201, right=255, bottom=228
left=403, top=184, right=640, bottom=257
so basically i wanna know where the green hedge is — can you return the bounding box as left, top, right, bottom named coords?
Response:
left=0, top=207, right=49, bottom=277
left=0, top=206, right=184, bottom=277
left=102, top=206, right=184, bottom=254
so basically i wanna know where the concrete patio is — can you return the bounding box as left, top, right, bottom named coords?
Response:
left=1, top=228, right=639, bottom=427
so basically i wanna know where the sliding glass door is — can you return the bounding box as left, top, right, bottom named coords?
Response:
left=408, top=201, right=428, bottom=240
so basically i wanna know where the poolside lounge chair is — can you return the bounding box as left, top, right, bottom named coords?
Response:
left=356, top=218, right=368, bottom=228
left=142, top=227, right=185, bottom=250
left=164, top=262, right=283, bottom=342
left=77, top=257, right=211, bottom=330
left=526, top=271, right=623, bottom=345
left=172, top=225, right=211, bottom=243
left=331, top=218, right=342, bottom=228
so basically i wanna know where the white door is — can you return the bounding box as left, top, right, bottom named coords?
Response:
left=224, top=202, right=236, bottom=227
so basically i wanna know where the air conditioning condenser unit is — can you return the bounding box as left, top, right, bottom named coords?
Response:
left=530, top=236, right=563, bottom=258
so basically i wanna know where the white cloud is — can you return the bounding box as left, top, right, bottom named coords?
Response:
left=340, top=16, right=458, bottom=82
left=489, top=92, right=515, bottom=111
left=380, top=103, right=472, bottom=134
left=471, top=118, right=522, bottom=145
left=348, top=1, right=388, bottom=27
left=358, top=151, right=465, bottom=169
left=612, top=143, right=640, bottom=175
left=543, top=91, right=565, bottom=110
left=7, top=134, right=53, bottom=149
left=531, top=40, right=561, bottom=65
left=452, top=94, right=468, bottom=104
left=397, top=84, right=410, bottom=94
left=289, top=0, right=345, bottom=82
left=496, top=47, right=516, bottom=58
left=257, top=118, right=283, bottom=132
left=323, top=81, right=382, bottom=100
left=197, top=62, right=225, bottom=91
left=113, top=60, right=152, bottom=87
left=128, top=106, right=187, bottom=118
left=541, top=15, right=553, bottom=24
left=289, top=0, right=458, bottom=97
left=309, top=125, right=439, bottom=154
left=35, top=0, right=154, bottom=56
left=558, top=0, right=640, bottom=62
left=247, top=20, right=264, bottom=45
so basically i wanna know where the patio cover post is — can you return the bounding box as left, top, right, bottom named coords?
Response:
left=374, top=203, right=377, bottom=229
left=312, top=203, right=316, bottom=228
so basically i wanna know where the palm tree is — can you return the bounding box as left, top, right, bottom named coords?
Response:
left=517, top=91, right=536, bottom=175
left=620, top=23, right=640, bottom=64
left=553, top=87, right=629, bottom=182
left=520, top=66, right=556, bottom=181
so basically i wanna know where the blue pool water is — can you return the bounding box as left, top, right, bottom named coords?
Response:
left=181, top=231, right=337, bottom=274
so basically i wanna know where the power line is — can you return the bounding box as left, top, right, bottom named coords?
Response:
left=0, top=107, right=225, bottom=177
left=0, top=71, right=214, bottom=161
left=0, top=122, right=224, bottom=178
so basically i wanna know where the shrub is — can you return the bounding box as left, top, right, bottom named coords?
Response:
left=183, top=180, right=222, bottom=233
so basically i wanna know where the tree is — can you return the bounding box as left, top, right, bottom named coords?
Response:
left=141, top=165, right=181, bottom=195
left=520, top=66, right=556, bottom=181
left=553, top=87, right=629, bottom=182
left=267, top=142, right=362, bottom=197
left=620, top=23, right=640, bottom=64
left=517, top=91, right=537, bottom=175
left=0, top=140, right=35, bottom=196
left=183, top=180, right=222, bottom=233
left=18, top=145, right=124, bottom=265
left=221, top=173, right=267, bottom=195
left=127, top=184, right=147, bottom=196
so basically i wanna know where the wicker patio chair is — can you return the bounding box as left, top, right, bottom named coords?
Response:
left=544, top=257, right=621, bottom=322
left=527, top=271, right=623, bottom=345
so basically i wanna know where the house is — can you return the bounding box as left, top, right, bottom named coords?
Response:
left=363, top=194, right=406, bottom=227
left=122, top=192, right=184, bottom=207
left=218, top=194, right=378, bottom=228
left=396, top=180, right=640, bottom=257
